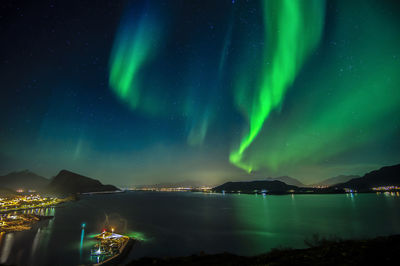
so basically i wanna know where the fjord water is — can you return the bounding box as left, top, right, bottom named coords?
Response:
left=1, top=192, right=400, bottom=265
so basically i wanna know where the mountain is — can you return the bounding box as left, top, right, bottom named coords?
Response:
left=47, top=170, right=119, bottom=194
left=265, top=176, right=306, bottom=187
left=335, top=164, right=400, bottom=190
left=0, top=187, right=16, bottom=196
left=314, top=175, right=360, bottom=187
left=138, top=180, right=208, bottom=189
left=213, top=180, right=297, bottom=194
left=0, top=170, right=49, bottom=191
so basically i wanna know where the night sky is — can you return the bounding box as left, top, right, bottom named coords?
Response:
left=1, top=0, right=400, bottom=186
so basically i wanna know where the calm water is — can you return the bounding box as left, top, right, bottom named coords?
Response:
left=1, top=191, right=400, bottom=265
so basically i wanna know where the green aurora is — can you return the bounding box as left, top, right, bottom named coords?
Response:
left=107, top=0, right=400, bottom=181
left=231, top=0, right=400, bottom=175
left=109, top=8, right=163, bottom=112
left=230, top=0, right=326, bottom=172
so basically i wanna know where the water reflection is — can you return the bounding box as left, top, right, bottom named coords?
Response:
left=1, top=193, right=400, bottom=265
left=21, top=207, right=55, bottom=216
left=376, top=191, right=400, bottom=197
left=0, top=207, right=55, bottom=265
left=30, top=228, right=42, bottom=262
left=80, top=224, right=86, bottom=259
left=0, top=232, right=14, bottom=263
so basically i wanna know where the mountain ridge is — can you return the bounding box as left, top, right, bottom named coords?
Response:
left=264, top=176, right=306, bottom=187
left=47, top=169, right=119, bottom=194
left=334, top=164, right=400, bottom=190
left=213, top=180, right=297, bottom=193
left=0, top=170, right=49, bottom=191
left=313, top=175, right=360, bottom=187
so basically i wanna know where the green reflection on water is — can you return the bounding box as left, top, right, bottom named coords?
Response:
left=127, top=231, right=148, bottom=241
left=79, top=228, right=85, bottom=258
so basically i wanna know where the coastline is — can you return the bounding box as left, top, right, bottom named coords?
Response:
left=0, top=196, right=74, bottom=234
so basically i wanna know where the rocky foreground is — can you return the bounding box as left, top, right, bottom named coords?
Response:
left=127, top=234, right=400, bottom=266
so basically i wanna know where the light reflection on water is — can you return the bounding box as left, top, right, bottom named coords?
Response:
left=21, top=207, right=56, bottom=216
left=29, top=228, right=41, bottom=261
left=0, top=232, right=14, bottom=264
left=0, top=192, right=399, bottom=265
left=79, top=227, right=85, bottom=259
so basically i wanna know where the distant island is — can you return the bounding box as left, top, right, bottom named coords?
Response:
left=212, top=163, right=400, bottom=195
left=213, top=180, right=297, bottom=194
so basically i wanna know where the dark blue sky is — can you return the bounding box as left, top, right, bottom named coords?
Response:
left=1, top=0, right=400, bottom=186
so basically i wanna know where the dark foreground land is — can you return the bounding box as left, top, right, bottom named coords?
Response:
left=127, top=234, right=400, bottom=266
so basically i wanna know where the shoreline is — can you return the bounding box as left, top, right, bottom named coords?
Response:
left=129, top=189, right=400, bottom=196
left=0, top=213, right=54, bottom=234
left=0, top=205, right=58, bottom=215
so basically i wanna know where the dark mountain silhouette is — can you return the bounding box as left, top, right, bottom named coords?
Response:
left=0, top=187, right=16, bottom=196
left=314, top=175, right=360, bottom=187
left=239, top=171, right=306, bottom=187
left=265, top=176, right=306, bottom=187
left=213, top=180, right=297, bottom=193
left=0, top=170, right=49, bottom=191
left=138, top=180, right=208, bottom=189
left=47, top=170, right=119, bottom=194
left=335, top=164, right=400, bottom=190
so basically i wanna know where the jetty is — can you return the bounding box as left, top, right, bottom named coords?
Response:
left=91, top=230, right=134, bottom=265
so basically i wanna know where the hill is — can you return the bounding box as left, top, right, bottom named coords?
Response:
left=0, top=170, right=49, bottom=191
left=213, top=180, right=297, bottom=194
left=0, top=187, right=16, bottom=196
left=265, top=176, right=305, bottom=187
left=314, top=175, right=360, bottom=187
left=47, top=170, right=119, bottom=194
left=335, top=164, right=400, bottom=190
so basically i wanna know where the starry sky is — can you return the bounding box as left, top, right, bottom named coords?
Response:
left=1, top=0, right=400, bottom=186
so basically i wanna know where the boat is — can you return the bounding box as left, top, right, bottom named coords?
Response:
left=91, top=230, right=134, bottom=265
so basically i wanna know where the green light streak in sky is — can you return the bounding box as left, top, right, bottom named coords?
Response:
left=187, top=107, right=211, bottom=146
left=230, top=0, right=326, bottom=172
left=228, top=0, right=400, bottom=181
left=237, top=0, right=400, bottom=177
left=109, top=12, right=161, bottom=109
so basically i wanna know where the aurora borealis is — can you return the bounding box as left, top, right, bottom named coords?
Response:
left=109, top=5, right=163, bottom=111
left=1, top=0, right=400, bottom=185
left=230, top=0, right=326, bottom=172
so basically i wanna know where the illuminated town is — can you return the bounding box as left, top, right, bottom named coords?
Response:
left=0, top=213, right=42, bottom=233
left=0, top=195, right=64, bottom=213
left=372, top=186, right=400, bottom=191
left=0, top=195, right=67, bottom=233
left=129, top=186, right=213, bottom=192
